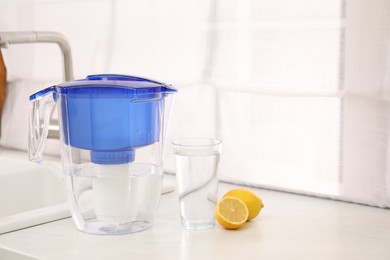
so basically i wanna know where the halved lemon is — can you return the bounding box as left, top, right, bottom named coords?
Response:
left=223, top=189, right=264, bottom=221
left=215, top=197, right=249, bottom=229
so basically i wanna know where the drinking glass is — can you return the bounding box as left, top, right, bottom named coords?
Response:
left=172, top=138, right=223, bottom=230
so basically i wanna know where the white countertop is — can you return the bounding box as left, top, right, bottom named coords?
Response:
left=0, top=174, right=390, bottom=260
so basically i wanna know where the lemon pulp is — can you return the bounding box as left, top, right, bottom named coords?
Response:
left=215, top=197, right=249, bottom=229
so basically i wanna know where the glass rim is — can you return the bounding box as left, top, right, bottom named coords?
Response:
left=172, top=138, right=222, bottom=147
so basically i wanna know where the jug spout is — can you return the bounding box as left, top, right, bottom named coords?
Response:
left=29, top=86, right=56, bottom=163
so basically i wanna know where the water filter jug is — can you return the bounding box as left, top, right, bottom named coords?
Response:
left=29, top=74, right=176, bottom=235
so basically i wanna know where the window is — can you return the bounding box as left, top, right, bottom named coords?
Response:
left=1, top=0, right=389, bottom=207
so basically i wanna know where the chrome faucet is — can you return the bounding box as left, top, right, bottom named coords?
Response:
left=0, top=31, right=74, bottom=139
left=0, top=31, right=74, bottom=81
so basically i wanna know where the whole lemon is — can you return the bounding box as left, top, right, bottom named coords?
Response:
left=223, top=189, right=264, bottom=220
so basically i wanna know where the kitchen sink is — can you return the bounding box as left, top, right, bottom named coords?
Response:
left=0, top=153, right=69, bottom=234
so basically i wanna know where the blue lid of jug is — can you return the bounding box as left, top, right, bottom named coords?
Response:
left=62, top=74, right=173, bottom=88
left=29, top=74, right=177, bottom=165
left=58, top=74, right=176, bottom=96
left=29, top=74, right=176, bottom=101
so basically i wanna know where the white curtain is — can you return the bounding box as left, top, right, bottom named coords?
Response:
left=1, top=0, right=390, bottom=207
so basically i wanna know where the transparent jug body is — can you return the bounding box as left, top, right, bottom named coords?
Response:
left=62, top=147, right=164, bottom=235
left=29, top=75, right=176, bottom=235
